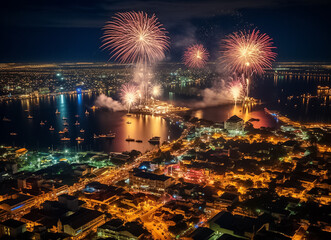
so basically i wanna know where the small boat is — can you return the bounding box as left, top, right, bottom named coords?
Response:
left=63, top=122, right=69, bottom=126
left=85, top=110, right=89, bottom=115
left=59, top=131, right=64, bottom=134
left=27, top=115, right=33, bottom=119
left=3, top=117, right=11, bottom=122
left=93, top=134, right=99, bottom=139
left=62, top=117, right=67, bottom=120
left=148, top=136, right=160, bottom=144
left=55, top=109, right=60, bottom=114
left=63, top=128, right=69, bottom=132
left=126, top=136, right=135, bottom=142
left=74, top=121, right=80, bottom=126
left=10, top=132, right=18, bottom=136
left=136, top=140, right=143, bottom=143
left=76, top=137, right=84, bottom=141
left=99, top=134, right=106, bottom=138
left=75, top=115, right=79, bottom=118
left=60, top=137, right=70, bottom=141
left=40, top=121, right=45, bottom=126
left=126, top=121, right=131, bottom=124
left=106, top=131, right=116, bottom=139
left=80, top=129, right=85, bottom=133
left=49, top=126, right=54, bottom=131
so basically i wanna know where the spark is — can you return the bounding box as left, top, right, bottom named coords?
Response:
left=101, top=11, right=170, bottom=65
left=183, top=44, right=209, bottom=68
left=227, top=74, right=246, bottom=104
left=120, top=84, right=138, bottom=112
left=152, top=85, right=162, bottom=98
left=221, top=29, right=277, bottom=75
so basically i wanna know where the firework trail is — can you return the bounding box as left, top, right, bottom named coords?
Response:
left=221, top=29, right=277, bottom=75
left=120, top=84, right=138, bottom=112
left=183, top=44, right=209, bottom=68
left=227, top=74, right=246, bottom=104
left=101, top=11, right=170, bottom=65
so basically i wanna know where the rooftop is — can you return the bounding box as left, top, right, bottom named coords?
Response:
left=62, top=207, right=103, bottom=230
left=226, top=115, right=243, bottom=123
left=0, top=219, right=25, bottom=228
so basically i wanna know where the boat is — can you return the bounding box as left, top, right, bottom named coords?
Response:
left=99, top=134, right=106, bottom=138
left=74, top=121, right=80, bottom=126
left=49, top=126, right=54, bottom=131
left=63, top=128, right=69, bottom=132
left=59, top=131, right=64, bottom=134
left=136, top=140, right=143, bottom=143
left=75, top=115, right=79, bottom=118
left=126, top=114, right=132, bottom=117
left=126, top=121, right=131, bottom=124
left=62, top=117, right=67, bottom=120
left=55, top=109, right=60, bottom=114
left=148, top=136, right=160, bottom=144
left=63, top=122, right=69, bottom=126
left=264, top=108, right=279, bottom=120
left=3, top=117, right=11, bottom=122
left=80, top=129, right=85, bottom=133
left=60, top=137, right=70, bottom=141
left=93, top=134, right=99, bottom=139
left=40, top=121, right=45, bottom=126
left=10, top=132, right=18, bottom=136
left=76, top=137, right=84, bottom=141
left=126, top=136, right=135, bottom=142
left=27, top=115, right=33, bottom=119
left=106, top=131, right=116, bottom=139
left=85, top=110, right=89, bottom=115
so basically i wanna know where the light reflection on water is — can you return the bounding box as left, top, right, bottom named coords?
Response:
left=0, top=93, right=182, bottom=153
left=192, top=104, right=278, bottom=128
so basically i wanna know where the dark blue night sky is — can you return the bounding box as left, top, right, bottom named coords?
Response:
left=1, top=0, right=330, bottom=62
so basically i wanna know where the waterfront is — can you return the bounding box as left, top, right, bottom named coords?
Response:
left=0, top=93, right=183, bottom=153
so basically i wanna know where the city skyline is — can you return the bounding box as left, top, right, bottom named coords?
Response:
left=0, top=1, right=330, bottom=240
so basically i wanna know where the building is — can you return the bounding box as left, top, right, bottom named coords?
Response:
left=58, top=194, right=79, bottom=211
left=129, top=169, right=174, bottom=193
left=0, top=219, right=26, bottom=238
left=0, top=193, right=35, bottom=214
left=97, top=219, right=147, bottom=240
left=224, top=115, right=244, bottom=133
left=61, top=207, right=105, bottom=237
left=208, top=211, right=267, bottom=239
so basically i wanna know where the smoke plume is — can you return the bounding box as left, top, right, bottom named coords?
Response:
left=192, top=79, right=233, bottom=108
left=95, top=94, right=124, bottom=111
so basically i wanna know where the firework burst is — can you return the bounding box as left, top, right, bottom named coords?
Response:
left=227, top=75, right=246, bottom=104
left=101, top=11, right=170, bottom=64
left=120, top=84, right=138, bottom=112
left=183, top=44, right=209, bottom=68
left=151, top=85, right=162, bottom=98
left=221, top=29, right=277, bottom=75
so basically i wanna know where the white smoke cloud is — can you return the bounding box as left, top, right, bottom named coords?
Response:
left=95, top=94, right=125, bottom=111
left=192, top=79, right=233, bottom=108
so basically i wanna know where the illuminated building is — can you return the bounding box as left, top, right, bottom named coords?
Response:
left=0, top=194, right=35, bottom=214
left=317, top=86, right=331, bottom=96
left=129, top=169, right=174, bottom=193
left=60, top=208, right=105, bottom=237
left=224, top=115, right=244, bottom=132
left=97, top=219, right=147, bottom=239
left=208, top=211, right=267, bottom=239
left=0, top=219, right=26, bottom=238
